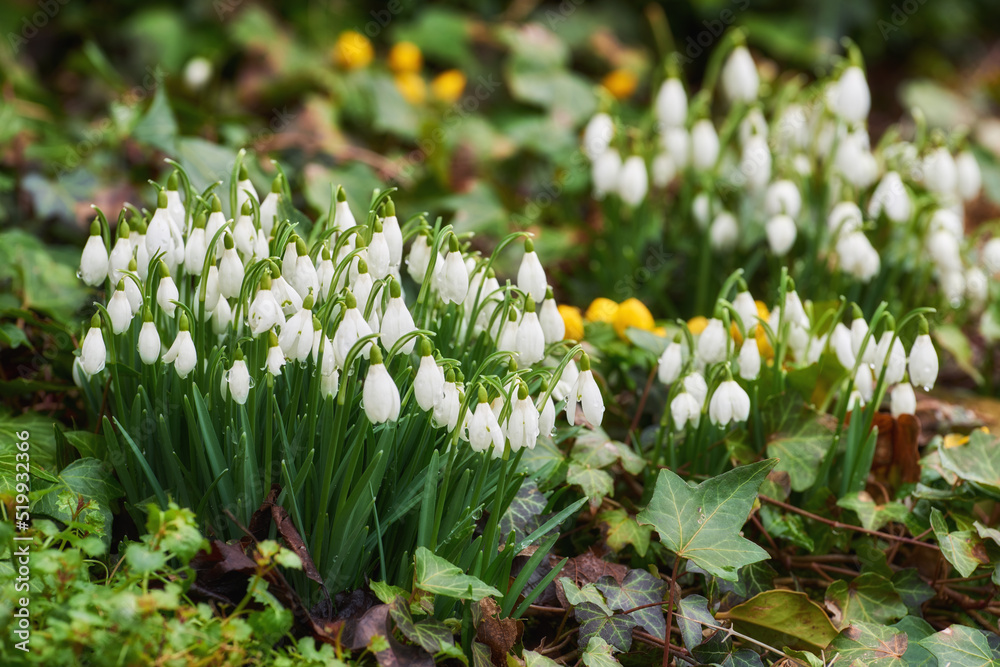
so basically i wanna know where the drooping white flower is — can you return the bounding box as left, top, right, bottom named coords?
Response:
left=381, top=199, right=403, bottom=269
left=739, top=135, right=771, bottom=190
left=406, top=233, right=435, bottom=284
left=739, top=108, right=768, bottom=146
left=592, top=149, right=622, bottom=199
left=956, top=150, right=982, bottom=201
left=259, top=177, right=282, bottom=236
left=332, top=186, right=356, bottom=234
left=469, top=387, right=506, bottom=457
left=235, top=165, right=257, bottom=213
left=184, top=215, right=208, bottom=276
left=984, top=237, right=1000, bottom=275
left=432, top=372, right=462, bottom=432
left=670, top=391, right=701, bottom=431
left=227, top=350, right=251, bottom=405
left=683, top=372, right=708, bottom=406
left=156, top=264, right=179, bottom=317
left=850, top=313, right=876, bottom=367
left=765, top=215, right=797, bottom=257
left=107, top=281, right=134, bottom=335
left=566, top=355, right=604, bottom=427
left=692, top=193, right=711, bottom=229
left=966, top=267, right=988, bottom=307
left=539, top=290, right=565, bottom=344
left=333, top=292, right=374, bottom=367
left=874, top=330, right=906, bottom=385
left=732, top=291, right=758, bottom=336
left=279, top=296, right=315, bottom=362
left=218, top=236, right=245, bottom=300
left=855, top=366, right=874, bottom=404
left=697, top=318, right=728, bottom=365
left=80, top=221, right=109, bottom=287
left=927, top=229, right=963, bottom=273
left=289, top=238, right=319, bottom=300
left=265, top=331, right=285, bottom=376
left=661, top=127, right=690, bottom=169
left=137, top=311, right=160, bottom=365
left=835, top=131, right=878, bottom=189
left=929, top=208, right=963, bottom=238
left=652, top=153, right=677, bottom=188
left=205, top=195, right=227, bottom=259
left=691, top=119, right=720, bottom=171
left=496, top=307, right=519, bottom=354
left=721, top=45, right=759, bottom=103
left=380, top=279, right=416, bottom=355
left=780, top=289, right=810, bottom=329
left=738, top=338, right=761, bottom=380
left=506, top=384, right=540, bottom=452
left=80, top=315, right=107, bottom=376
left=765, top=180, right=802, bottom=218
left=709, top=378, right=751, bottom=426
left=272, top=271, right=303, bottom=316
left=583, top=112, right=615, bottom=160
left=837, top=232, right=880, bottom=283
left=868, top=171, right=911, bottom=223
left=657, top=340, right=684, bottom=385
left=438, top=238, right=469, bottom=305
left=890, top=382, right=916, bottom=418
left=164, top=174, right=186, bottom=232
left=517, top=239, right=547, bottom=302
left=908, top=322, right=938, bottom=390
left=552, top=359, right=579, bottom=402
left=709, top=211, right=738, bottom=251
left=655, top=78, right=687, bottom=129
left=829, top=66, right=870, bottom=123
left=199, top=265, right=221, bottom=313
left=249, top=276, right=285, bottom=336
left=368, top=223, right=392, bottom=281
left=233, top=203, right=257, bottom=258
left=107, top=222, right=133, bottom=285
left=923, top=147, right=957, bottom=197
left=363, top=347, right=400, bottom=423
left=828, top=201, right=863, bottom=239
left=617, top=155, right=649, bottom=207
left=515, top=300, right=546, bottom=366
left=831, top=322, right=855, bottom=370
left=163, top=315, right=197, bottom=379
left=537, top=390, right=556, bottom=437
left=145, top=192, right=176, bottom=263
left=414, top=341, right=445, bottom=411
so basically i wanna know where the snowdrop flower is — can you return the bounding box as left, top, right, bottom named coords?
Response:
left=828, top=202, right=863, bottom=239
left=406, top=233, right=435, bottom=283
left=259, top=176, right=281, bottom=236
left=368, top=219, right=392, bottom=280
left=200, top=265, right=221, bottom=313
left=279, top=295, right=315, bottom=362
left=233, top=202, right=257, bottom=258
left=432, top=371, right=462, bottom=432
left=316, top=246, right=336, bottom=301
left=780, top=287, right=810, bottom=329
left=363, top=347, right=400, bottom=423
left=184, top=213, right=208, bottom=275
left=691, top=119, right=720, bottom=171
left=265, top=331, right=285, bottom=376
left=874, top=328, right=906, bottom=385
left=984, top=237, right=1000, bottom=275
left=868, top=172, right=911, bottom=223
left=929, top=208, right=963, bottom=238
left=506, top=383, right=540, bottom=452
left=655, top=78, right=687, bottom=129
left=80, top=315, right=107, bottom=376
left=333, top=292, right=374, bottom=366
left=661, top=127, right=690, bottom=169
left=380, top=278, right=416, bottom=354
left=134, top=219, right=151, bottom=280
left=652, top=153, right=677, bottom=188
left=831, top=322, right=855, bottom=370
left=849, top=310, right=876, bottom=367
left=583, top=112, right=615, bottom=160
left=765, top=180, right=802, bottom=218
left=537, top=386, right=556, bottom=437
left=218, top=235, right=245, bottom=300
left=438, top=236, right=469, bottom=305
left=966, top=267, right=988, bottom=307
left=552, top=359, right=579, bottom=402
left=80, top=220, right=109, bottom=287
left=738, top=337, right=761, bottom=380
left=927, top=229, right=962, bottom=273
left=683, top=372, right=708, bottom=406
left=137, top=309, right=160, bottom=365
left=566, top=354, right=604, bottom=427
left=497, top=307, right=520, bottom=354
left=107, top=221, right=132, bottom=284
left=955, top=150, right=981, bottom=201
left=539, top=288, right=565, bottom=344
left=163, top=314, right=197, bottom=379
left=272, top=269, right=303, bottom=317
left=658, top=339, right=684, bottom=385
left=829, top=66, right=870, bottom=123
left=890, top=382, right=916, bottom=418
left=618, top=155, right=649, bottom=207
left=205, top=195, right=227, bottom=259
left=733, top=291, right=759, bottom=336
left=145, top=191, right=176, bottom=262
left=697, top=318, right=727, bottom=365
left=469, top=386, right=505, bottom=457
left=837, top=232, right=880, bottom=283
left=227, top=349, right=251, bottom=405
left=836, top=132, right=878, bottom=189
left=156, top=263, right=179, bottom=317
left=332, top=186, right=356, bottom=234
left=516, top=298, right=546, bottom=365
left=164, top=173, right=186, bottom=231
left=517, top=239, right=547, bottom=302
left=321, top=365, right=340, bottom=399
left=123, top=260, right=143, bottom=313
left=289, top=237, right=319, bottom=299
left=592, top=148, right=622, bottom=199
left=107, top=281, right=134, bottom=335
left=709, top=377, right=751, bottom=426
left=709, top=211, right=739, bottom=251
left=381, top=198, right=403, bottom=269
left=766, top=215, right=797, bottom=257
left=923, top=147, right=958, bottom=197
left=739, top=135, right=771, bottom=190
left=854, top=366, right=874, bottom=404
left=414, top=339, right=445, bottom=411
left=776, top=104, right=810, bottom=151
left=721, top=45, right=759, bottom=103
left=671, top=391, right=701, bottom=431
left=908, top=319, right=938, bottom=389
left=235, top=165, right=257, bottom=213
left=248, top=275, right=284, bottom=335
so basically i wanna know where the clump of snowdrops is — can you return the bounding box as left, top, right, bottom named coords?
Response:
left=74, top=154, right=602, bottom=595
left=582, top=31, right=997, bottom=323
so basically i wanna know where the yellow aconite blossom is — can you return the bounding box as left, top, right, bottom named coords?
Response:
left=389, top=41, right=422, bottom=73
left=613, top=298, right=654, bottom=338
left=586, top=297, right=619, bottom=323
left=333, top=31, right=374, bottom=70
left=559, top=305, right=584, bottom=341
left=944, top=427, right=990, bottom=448
left=394, top=72, right=426, bottom=104
left=602, top=69, right=638, bottom=100
left=686, top=316, right=708, bottom=335
left=431, top=70, right=466, bottom=104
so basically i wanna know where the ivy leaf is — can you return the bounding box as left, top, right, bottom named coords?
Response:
left=691, top=635, right=765, bottom=667
left=890, top=569, right=934, bottom=615
left=709, top=561, right=777, bottom=610
left=567, top=463, right=614, bottom=505
left=892, top=616, right=937, bottom=667
left=371, top=581, right=408, bottom=605
left=938, top=428, right=1000, bottom=492
left=637, top=460, right=777, bottom=581
left=824, top=573, right=907, bottom=629
left=574, top=602, right=636, bottom=652
left=523, top=650, right=560, bottom=667
left=766, top=416, right=834, bottom=492
left=837, top=493, right=910, bottom=531
left=580, top=636, right=621, bottom=667
left=918, top=624, right=1000, bottom=667
left=828, top=622, right=908, bottom=666
left=676, top=594, right=715, bottom=651
left=414, top=548, right=501, bottom=601
left=389, top=599, right=456, bottom=655
left=559, top=578, right=612, bottom=615
left=598, top=509, right=653, bottom=557
left=596, top=569, right=666, bottom=639
left=718, top=590, right=838, bottom=653
left=499, top=480, right=547, bottom=544
left=930, top=509, right=988, bottom=577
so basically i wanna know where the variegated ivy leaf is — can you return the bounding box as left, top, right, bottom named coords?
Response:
left=824, top=573, right=907, bottom=630
left=829, top=622, right=908, bottom=666
left=414, top=547, right=501, bottom=601
left=574, top=602, right=636, bottom=652
left=559, top=577, right=612, bottom=615
left=676, top=594, right=715, bottom=651
left=930, top=509, right=988, bottom=578
left=919, top=625, right=1000, bottom=667
left=598, top=509, right=652, bottom=557
left=580, top=636, right=621, bottom=667
left=499, top=480, right=547, bottom=544
left=595, top=569, right=666, bottom=639
left=389, top=598, right=456, bottom=655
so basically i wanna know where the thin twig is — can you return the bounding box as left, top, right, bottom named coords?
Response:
left=663, top=557, right=680, bottom=667
left=625, top=366, right=657, bottom=447
left=633, top=630, right=696, bottom=665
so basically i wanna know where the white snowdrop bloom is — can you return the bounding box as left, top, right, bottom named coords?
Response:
left=438, top=239, right=469, bottom=305
left=469, top=388, right=505, bottom=457
left=766, top=215, right=797, bottom=257
left=831, top=323, right=855, bottom=370
left=592, top=149, right=622, bottom=199
left=583, top=113, right=615, bottom=160
left=184, top=216, right=208, bottom=276
left=658, top=340, right=684, bottom=385
left=683, top=372, right=708, bottom=406
left=233, top=205, right=256, bottom=257
left=80, top=316, right=107, bottom=376
left=406, top=233, right=434, bottom=284
left=497, top=308, right=519, bottom=354
left=781, top=290, right=809, bottom=329
left=868, top=172, right=911, bottom=223
left=200, top=265, right=221, bottom=313
left=515, top=302, right=546, bottom=366
left=738, top=339, right=761, bottom=380
left=351, top=262, right=376, bottom=315
left=363, top=347, right=400, bottom=423
left=692, top=193, right=712, bottom=229
left=697, top=318, right=728, bottom=365
left=890, top=383, right=917, bottom=418
left=850, top=315, right=876, bottom=367
left=671, top=392, right=701, bottom=431
left=829, top=66, right=870, bottom=123
left=618, top=155, right=649, bottom=207
left=765, top=180, right=802, bottom=218
left=854, top=366, right=874, bottom=404
left=709, top=379, right=751, bottom=426
left=739, top=135, right=771, bottom=190
left=537, top=390, right=556, bottom=437
left=739, top=108, right=768, bottom=147
left=289, top=239, right=318, bottom=299
left=836, top=232, right=880, bottom=283
left=205, top=207, right=227, bottom=262
left=183, top=56, right=212, bottom=90
left=107, top=223, right=133, bottom=284
left=333, top=293, right=373, bottom=367
left=835, top=132, right=878, bottom=189
left=80, top=221, right=110, bottom=287
left=321, top=366, right=340, bottom=398
left=249, top=279, right=285, bottom=336
left=955, top=150, right=982, bottom=201
left=792, top=153, right=812, bottom=176
left=517, top=239, right=547, bottom=302
left=137, top=313, right=160, bottom=365
left=926, top=229, right=962, bottom=273
left=432, top=373, right=462, bottom=432
left=156, top=267, right=179, bottom=317
left=145, top=193, right=176, bottom=262
left=414, top=344, right=445, bottom=412
left=652, top=153, right=677, bottom=188
left=163, top=316, right=197, bottom=379
left=272, top=272, right=303, bottom=316
left=785, top=321, right=810, bottom=360
left=506, top=384, right=540, bottom=452
left=539, top=291, right=564, bottom=344
left=721, top=45, right=759, bottom=103
left=107, top=283, right=133, bottom=335
left=380, top=280, right=416, bottom=355
left=661, top=127, right=690, bottom=169
left=941, top=269, right=966, bottom=307
left=982, top=238, right=1000, bottom=275
left=552, top=359, right=579, bottom=402
left=776, top=104, right=810, bottom=151
left=923, top=147, right=957, bottom=197
left=316, top=247, right=336, bottom=301
left=828, top=201, right=863, bottom=239
left=235, top=170, right=257, bottom=214
left=381, top=201, right=403, bottom=269
left=691, top=119, right=720, bottom=171
left=874, top=331, right=906, bottom=385
left=279, top=297, right=315, bottom=362
left=966, top=267, right=988, bottom=307
left=212, top=297, right=232, bottom=337
left=368, top=227, right=392, bottom=281
left=929, top=209, right=963, bottom=238
left=655, top=78, right=687, bottom=129
left=332, top=187, right=356, bottom=234
left=227, top=352, right=251, bottom=405
left=258, top=188, right=280, bottom=238
left=566, top=356, right=604, bottom=427
left=732, top=291, right=759, bottom=335
left=265, top=332, right=285, bottom=376
left=218, top=238, right=245, bottom=300
left=806, top=333, right=828, bottom=366
left=709, top=211, right=739, bottom=251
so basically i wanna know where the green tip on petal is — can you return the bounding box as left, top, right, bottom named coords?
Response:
left=357, top=258, right=369, bottom=274
left=194, top=212, right=206, bottom=229
left=580, top=353, right=591, bottom=371
left=128, top=258, right=138, bottom=271
left=260, top=273, right=272, bottom=290
left=851, top=303, right=863, bottom=320
left=268, top=330, right=279, bottom=346
left=90, top=314, right=102, bottom=329
left=477, top=385, right=488, bottom=404
left=370, top=346, right=384, bottom=365
left=508, top=358, right=518, bottom=373
left=224, top=233, right=235, bottom=250
left=238, top=164, right=249, bottom=181
left=302, top=294, right=315, bottom=310
left=269, top=262, right=281, bottom=279
left=373, top=217, right=383, bottom=233
left=545, top=286, right=554, bottom=300
left=883, top=314, right=896, bottom=331
left=211, top=194, right=222, bottom=213
left=390, top=277, right=402, bottom=298
left=354, top=234, right=367, bottom=249
left=312, top=315, right=322, bottom=330
left=525, top=296, right=536, bottom=313
left=445, top=368, right=456, bottom=383
left=178, top=313, right=190, bottom=331
left=420, top=336, right=432, bottom=357
left=296, top=238, right=308, bottom=256
left=384, top=198, right=395, bottom=216
left=167, top=171, right=179, bottom=191
left=524, top=237, right=534, bottom=253
left=241, top=201, right=252, bottom=216
left=508, top=308, right=517, bottom=322
left=322, top=246, right=331, bottom=261
left=118, top=220, right=131, bottom=239
left=157, top=190, right=168, bottom=209
left=786, top=277, right=796, bottom=292
left=116, top=279, right=125, bottom=291
left=517, top=382, right=529, bottom=400
left=271, top=174, right=283, bottom=194
left=448, top=234, right=460, bottom=253
left=487, top=267, right=495, bottom=279
left=143, top=307, right=153, bottom=322
left=336, top=185, right=347, bottom=202
left=345, top=291, right=357, bottom=309
left=455, top=369, right=465, bottom=383
left=158, top=261, right=170, bottom=278
left=234, top=347, right=244, bottom=362
left=90, top=219, right=101, bottom=236
left=918, top=315, right=929, bottom=336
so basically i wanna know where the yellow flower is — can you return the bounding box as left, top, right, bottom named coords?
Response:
left=333, top=31, right=374, bottom=70
left=601, top=69, right=638, bottom=100
left=559, top=305, right=584, bottom=341
left=394, top=72, right=426, bottom=104
left=431, top=70, right=466, bottom=104
left=613, top=298, right=654, bottom=338
left=686, top=316, right=708, bottom=335
left=586, top=298, right=619, bottom=323
left=389, top=42, right=423, bottom=73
